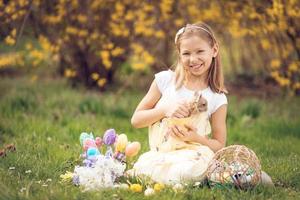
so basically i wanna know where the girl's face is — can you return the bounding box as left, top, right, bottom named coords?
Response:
left=179, top=35, right=218, bottom=78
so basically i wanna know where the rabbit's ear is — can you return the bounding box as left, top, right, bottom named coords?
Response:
left=194, top=91, right=199, bottom=98
left=197, top=95, right=208, bottom=112
left=198, top=94, right=202, bottom=101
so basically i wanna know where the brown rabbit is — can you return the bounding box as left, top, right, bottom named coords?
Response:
left=157, top=93, right=211, bottom=152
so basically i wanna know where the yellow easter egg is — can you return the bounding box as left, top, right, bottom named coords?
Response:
left=116, top=134, right=128, bottom=152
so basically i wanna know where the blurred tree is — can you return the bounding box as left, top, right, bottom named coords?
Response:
left=0, top=0, right=299, bottom=94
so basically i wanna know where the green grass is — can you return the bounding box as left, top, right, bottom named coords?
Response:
left=0, top=74, right=300, bottom=200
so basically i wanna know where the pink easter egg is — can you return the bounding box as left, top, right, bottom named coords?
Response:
left=83, top=138, right=97, bottom=151
left=95, top=137, right=103, bottom=147
left=125, top=142, right=141, bottom=157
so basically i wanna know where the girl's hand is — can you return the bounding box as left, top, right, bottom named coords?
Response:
left=165, top=101, right=190, bottom=118
left=168, top=124, right=199, bottom=142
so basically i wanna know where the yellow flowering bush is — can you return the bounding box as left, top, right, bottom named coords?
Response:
left=0, top=52, right=24, bottom=69
left=0, top=0, right=299, bottom=94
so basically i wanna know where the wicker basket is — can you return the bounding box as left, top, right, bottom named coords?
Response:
left=206, top=145, right=261, bottom=189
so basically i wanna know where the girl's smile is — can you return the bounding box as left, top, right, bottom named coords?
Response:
left=179, top=35, right=218, bottom=78
left=189, top=64, right=203, bottom=70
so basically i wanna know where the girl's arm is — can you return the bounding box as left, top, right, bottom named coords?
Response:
left=169, top=104, right=227, bottom=152
left=131, top=80, right=165, bottom=128
left=204, top=104, right=227, bottom=152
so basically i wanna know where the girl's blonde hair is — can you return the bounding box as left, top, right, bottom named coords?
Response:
left=173, top=22, right=227, bottom=94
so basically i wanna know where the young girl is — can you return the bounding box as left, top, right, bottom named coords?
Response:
left=128, top=22, right=226, bottom=184
left=129, top=22, right=272, bottom=185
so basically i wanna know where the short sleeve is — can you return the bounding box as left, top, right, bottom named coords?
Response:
left=154, top=70, right=173, bottom=93
left=211, top=93, right=228, bottom=114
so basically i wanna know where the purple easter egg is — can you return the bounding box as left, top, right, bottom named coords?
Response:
left=103, top=129, right=117, bottom=145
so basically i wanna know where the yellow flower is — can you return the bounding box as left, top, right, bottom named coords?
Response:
left=103, top=59, right=112, bottom=69
left=288, top=62, right=298, bottom=72
left=29, top=49, right=44, bottom=60
left=270, top=59, right=281, bottom=69
left=131, top=62, right=145, bottom=71
left=115, top=2, right=124, bottom=12
left=144, top=4, right=154, bottom=12
left=100, top=50, right=110, bottom=59
left=60, top=171, right=73, bottom=182
left=154, top=183, right=165, bottom=192
left=111, top=47, right=124, bottom=56
left=271, top=71, right=279, bottom=79
left=39, top=35, right=51, bottom=51
left=64, top=69, right=76, bottom=78
left=30, top=75, right=38, bottom=82
left=125, top=11, right=134, bottom=21
left=131, top=43, right=144, bottom=54
left=66, top=26, right=78, bottom=35
left=155, top=30, right=165, bottom=39
left=174, top=19, right=184, bottom=26
left=143, top=52, right=154, bottom=65
left=11, top=29, right=17, bottom=37
left=11, top=13, right=18, bottom=20
left=278, top=77, right=290, bottom=87
left=130, top=184, right=143, bottom=193
left=78, top=30, right=88, bottom=37
left=97, top=78, right=107, bottom=87
left=43, top=15, right=61, bottom=24
left=261, top=39, right=271, bottom=50
left=91, top=73, right=99, bottom=80
left=160, top=0, right=173, bottom=19
left=293, top=82, right=300, bottom=90
left=110, top=23, right=123, bottom=36
left=4, top=35, right=15, bottom=46
left=26, top=43, right=33, bottom=50
left=105, top=43, right=114, bottom=50
left=91, top=32, right=98, bottom=40
left=0, top=53, right=21, bottom=68
left=77, top=14, right=87, bottom=23
left=266, top=23, right=276, bottom=32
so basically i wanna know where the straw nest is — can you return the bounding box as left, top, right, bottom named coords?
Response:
left=206, top=145, right=261, bottom=189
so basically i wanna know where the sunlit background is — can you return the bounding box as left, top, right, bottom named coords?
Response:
left=1, top=1, right=300, bottom=199
left=1, top=0, right=299, bottom=94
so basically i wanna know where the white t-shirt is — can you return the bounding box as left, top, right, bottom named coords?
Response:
left=154, top=70, right=227, bottom=117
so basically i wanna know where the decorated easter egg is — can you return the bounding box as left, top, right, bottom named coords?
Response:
left=86, top=147, right=100, bottom=157
left=95, top=137, right=103, bottom=147
left=115, top=134, right=128, bottom=152
left=103, top=129, right=117, bottom=145
left=80, top=132, right=94, bottom=146
left=125, top=142, right=141, bottom=157
left=83, top=138, right=97, bottom=151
